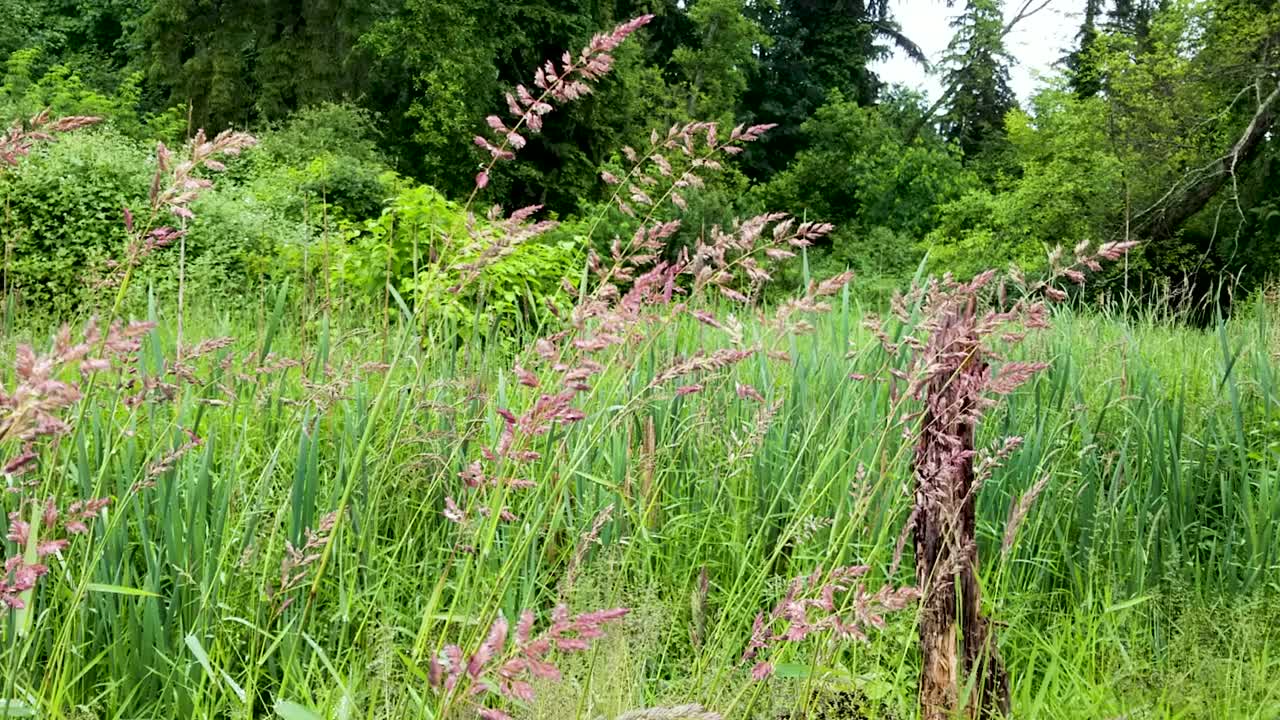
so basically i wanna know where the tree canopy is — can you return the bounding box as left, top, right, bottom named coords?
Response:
left=1, top=0, right=1278, bottom=314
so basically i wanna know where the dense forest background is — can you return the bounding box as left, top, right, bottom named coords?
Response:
left=1, top=0, right=1278, bottom=322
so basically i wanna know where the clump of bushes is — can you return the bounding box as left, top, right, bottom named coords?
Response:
left=1, top=101, right=586, bottom=327
left=1, top=129, right=148, bottom=314
left=0, top=127, right=300, bottom=315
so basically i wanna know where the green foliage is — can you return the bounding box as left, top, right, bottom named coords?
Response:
left=427, top=234, right=578, bottom=338
left=242, top=102, right=395, bottom=224
left=130, top=187, right=304, bottom=308
left=326, top=183, right=579, bottom=336
left=1063, top=0, right=1105, bottom=98
left=362, top=0, right=499, bottom=195
left=0, top=47, right=186, bottom=141
left=0, top=128, right=304, bottom=315
left=0, top=0, right=43, bottom=59
left=0, top=129, right=148, bottom=313
left=0, top=0, right=143, bottom=66
left=1102, top=0, right=1280, bottom=296
left=327, top=183, right=466, bottom=297
left=137, top=0, right=382, bottom=129
left=672, top=0, right=766, bottom=125
left=763, top=91, right=974, bottom=279
left=254, top=103, right=386, bottom=170
left=925, top=0, right=1280, bottom=296
left=4, top=0, right=927, bottom=230
left=928, top=86, right=1126, bottom=275
left=2, top=0, right=1277, bottom=317
left=1106, top=0, right=1162, bottom=41
left=364, top=0, right=678, bottom=213
left=742, top=0, right=918, bottom=178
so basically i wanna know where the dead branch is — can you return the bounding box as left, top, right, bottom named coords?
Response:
left=1132, top=80, right=1280, bottom=242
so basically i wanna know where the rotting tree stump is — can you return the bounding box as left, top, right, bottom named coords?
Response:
left=912, top=304, right=1010, bottom=720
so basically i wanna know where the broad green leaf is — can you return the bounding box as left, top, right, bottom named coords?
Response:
left=275, top=700, right=324, bottom=720
left=86, top=583, right=161, bottom=598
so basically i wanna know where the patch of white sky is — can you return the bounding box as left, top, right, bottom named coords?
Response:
left=870, top=0, right=1085, bottom=104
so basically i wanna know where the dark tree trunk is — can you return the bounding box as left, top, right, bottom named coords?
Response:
left=914, top=306, right=1010, bottom=720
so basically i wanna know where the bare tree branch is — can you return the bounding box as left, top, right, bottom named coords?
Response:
left=1132, top=81, right=1280, bottom=242
left=1005, top=0, right=1055, bottom=33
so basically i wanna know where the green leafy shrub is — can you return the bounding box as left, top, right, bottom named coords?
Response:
left=926, top=86, right=1126, bottom=277
left=410, top=232, right=579, bottom=339
left=0, top=129, right=148, bottom=313
left=128, top=188, right=305, bottom=309
left=326, top=183, right=580, bottom=337
left=764, top=92, right=971, bottom=239
left=0, top=128, right=300, bottom=315
left=762, top=90, right=974, bottom=286
left=0, top=48, right=186, bottom=142
left=240, top=103, right=393, bottom=223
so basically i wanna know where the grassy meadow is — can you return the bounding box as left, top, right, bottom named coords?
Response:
left=2, top=281, right=1278, bottom=720
left=3, top=1, right=1280, bottom=717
